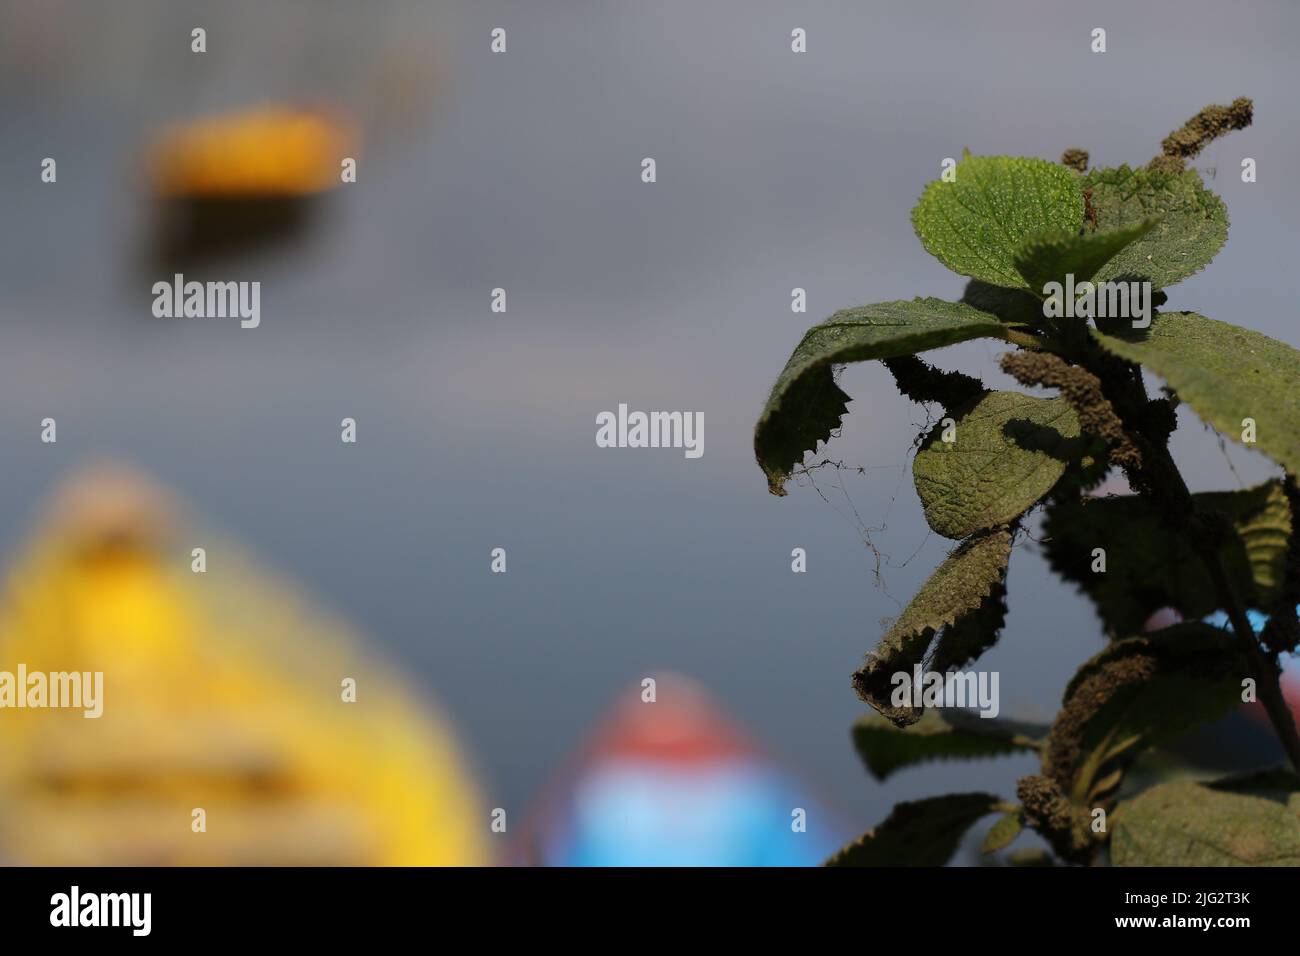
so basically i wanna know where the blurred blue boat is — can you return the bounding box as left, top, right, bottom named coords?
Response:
left=523, top=675, right=843, bottom=866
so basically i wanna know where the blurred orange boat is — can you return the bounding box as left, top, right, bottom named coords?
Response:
left=148, top=104, right=357, bottom=199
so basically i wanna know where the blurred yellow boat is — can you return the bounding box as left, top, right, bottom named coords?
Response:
left=148, top=104, right=357, bottom=199
left=0, top=465, right=487, bottom=866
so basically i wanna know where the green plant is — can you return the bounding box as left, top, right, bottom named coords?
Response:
left=754, top=99, right=1300, bottom=866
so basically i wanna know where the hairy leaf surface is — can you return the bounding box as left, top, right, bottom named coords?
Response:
left=912, top=155, right=1083, bottom=289
left=853, top=528, right=1011, bottom=725
left=1112, top=774, right=1300, bottom=866
left=913, top=390, right=1081, bottom=539
left=1083, top=166, right=1228, bottom=288
left=1094, top=312, right=1300, bottom=475
left=1012, top=219, right=1157, bottom=295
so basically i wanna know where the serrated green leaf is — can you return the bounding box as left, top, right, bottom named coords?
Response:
left=1094, top=312, right=1300, bottom=475
left=1084, top=166, right=1228, bottom=288
left=981, top=811, right=1023, bottom=854
left=826, top=792, right=1000, bottom=867
left=1044, top=481, right=1291, bottom=634
left=912, top=155, right=1083, bottom=290
left=1047, top=624, right=1246, bottom=802
left=1112, top=776, right=1300, bottom=866
left=913, top=390, right=1081, bottom=539
left=1012, top=219, right=1158, bottom=296
left=1227, top=484, right=1294, bottom=600
left=927, top=569, right=1009, bottom=675
left=754, top=298, right=1007, bottom=495
left=852, top=708, right=1044, bottom=782
left=853, top=528, right=1011, bottom=725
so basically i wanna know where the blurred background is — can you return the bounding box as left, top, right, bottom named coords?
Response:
left=0, top=0, right=1297, bottom=864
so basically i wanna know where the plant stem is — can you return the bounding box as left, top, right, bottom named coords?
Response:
left=1204, top=556, right=1300, bottom=773
left=1076, top=341, right=1300, bottom=774
left=1146, top=449, right=1300, bottom=774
